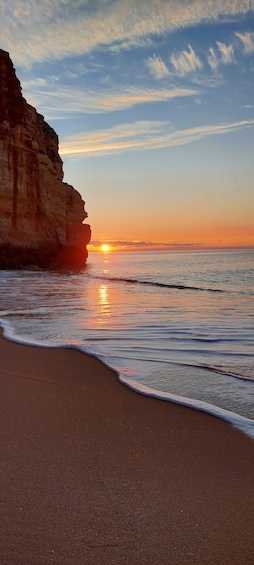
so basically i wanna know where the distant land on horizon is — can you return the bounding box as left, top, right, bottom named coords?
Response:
left=88, top=241, right=254, bottom=253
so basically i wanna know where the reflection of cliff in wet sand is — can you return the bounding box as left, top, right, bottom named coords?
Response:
left=0, top=49, right=90, bottom=269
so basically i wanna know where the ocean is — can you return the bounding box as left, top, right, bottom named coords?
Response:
left=0, top=248, right=254, bottom=438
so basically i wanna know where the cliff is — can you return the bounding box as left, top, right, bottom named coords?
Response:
left=0, top=49, right=91, bottom=269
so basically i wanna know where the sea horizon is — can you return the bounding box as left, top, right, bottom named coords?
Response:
left=88, top=243, right=254, bottom=253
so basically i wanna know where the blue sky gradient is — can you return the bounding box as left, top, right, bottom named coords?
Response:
left=1, top=0, right=253, bottom=248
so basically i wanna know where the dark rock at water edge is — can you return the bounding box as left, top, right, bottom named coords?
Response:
left=0, top=49, right=91, bottom=269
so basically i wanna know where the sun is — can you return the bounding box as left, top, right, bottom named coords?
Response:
left=101, top=243, right=111, bottom=253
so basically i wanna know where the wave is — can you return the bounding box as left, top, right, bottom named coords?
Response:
left=183, top=363, right=254, bottom=383
left=1, top=320, right=253, bottom=439
left=87, top=274, right=224, bottom=293
left=119, top=375, right=254, bottom=439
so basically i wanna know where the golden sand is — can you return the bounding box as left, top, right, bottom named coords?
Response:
left=0, top=331, right=253, bottom=564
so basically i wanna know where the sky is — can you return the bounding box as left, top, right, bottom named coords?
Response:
left=1, top=0, right=254, bottom=250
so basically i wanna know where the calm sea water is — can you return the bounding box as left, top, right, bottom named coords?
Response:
left=0, top=249, right=254, bottom=437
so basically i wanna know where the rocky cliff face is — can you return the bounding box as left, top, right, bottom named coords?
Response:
left=0, top=49, right=91, bottom=269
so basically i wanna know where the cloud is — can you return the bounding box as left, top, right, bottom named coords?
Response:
left=89, top=239, right=205, bottom=250
left=146, top=55, right=170, bottom=79
left=170, top=45, right=203, bottom=76
left=207, top=47, right=220, bottom=73
left=59, top=118, right=254, bottom=157
left=191, top=75, right=224, bottom=88
left=22, top=76, right=58, bottom=88
left=216, top=41, right=235, bottom=64
left=21, top=81, right=198, bottom=117
left=235, top=31, right=254, bottom=53
left=207, top=41, right=235, bottom=73
left=0, top=0, right=253, bottom=65
left=109, top=37, right=154, bottom=53
left=60, top=120, right=169, bottom=156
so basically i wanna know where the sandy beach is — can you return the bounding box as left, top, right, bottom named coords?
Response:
left=0, top=330, right=254, bottom=565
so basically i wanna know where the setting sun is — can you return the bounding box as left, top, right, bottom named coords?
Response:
left=101, top=244, right=111, bottom=253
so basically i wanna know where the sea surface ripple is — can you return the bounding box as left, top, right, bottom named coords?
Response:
left=0, top=249, right=253, bottom=438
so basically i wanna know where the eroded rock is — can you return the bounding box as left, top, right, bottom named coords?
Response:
left=0, top=49, right=91, bottom=269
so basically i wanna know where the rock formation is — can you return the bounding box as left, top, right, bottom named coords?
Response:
left=0, top=49, right=91, bottom=269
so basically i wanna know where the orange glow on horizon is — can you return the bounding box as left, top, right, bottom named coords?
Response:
left=87, top=225, right=254, bottom=254
left=101, top=243, right=111, bottom=253
left=88, top=243, right=118, bottom=253
left=87, top=241, right=254, bottom=253
left=87, top=212, right=254, bottom=252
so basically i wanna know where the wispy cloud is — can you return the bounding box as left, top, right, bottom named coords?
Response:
left=89, top=239, right=205, bottom=250
left=61, top=120, right=168, bottom=156
left=21, top=82, right=198, bottom=117
left=60, top=118, right=254, bottom=157
left=191, top=75, right=224, bottom=88
left=216, top=41, right=235, bottom=64
left=170, top=45, right=203, bottom=76
left=207, top=47, right=220, bottom=73
left=0, top=0, right=253, bottom=65
left=109, top=37, right=154, bottom=53
left=235, top=31, right=254, bottom=53
left=207, top=41, right=235, bottom=73
left=146, top=55, right=170, bottom=79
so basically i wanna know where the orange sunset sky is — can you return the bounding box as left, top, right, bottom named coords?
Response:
left=1, top=0, right=254, bottom=250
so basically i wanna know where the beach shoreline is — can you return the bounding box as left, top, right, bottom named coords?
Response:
left=0, top=331, right=254, bottom=564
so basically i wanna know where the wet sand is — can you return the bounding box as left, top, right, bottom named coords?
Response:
left=0, top=331, right=254, bottom=564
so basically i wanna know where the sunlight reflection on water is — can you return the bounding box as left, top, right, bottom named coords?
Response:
left=0, top=249, right=253, bottom=436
